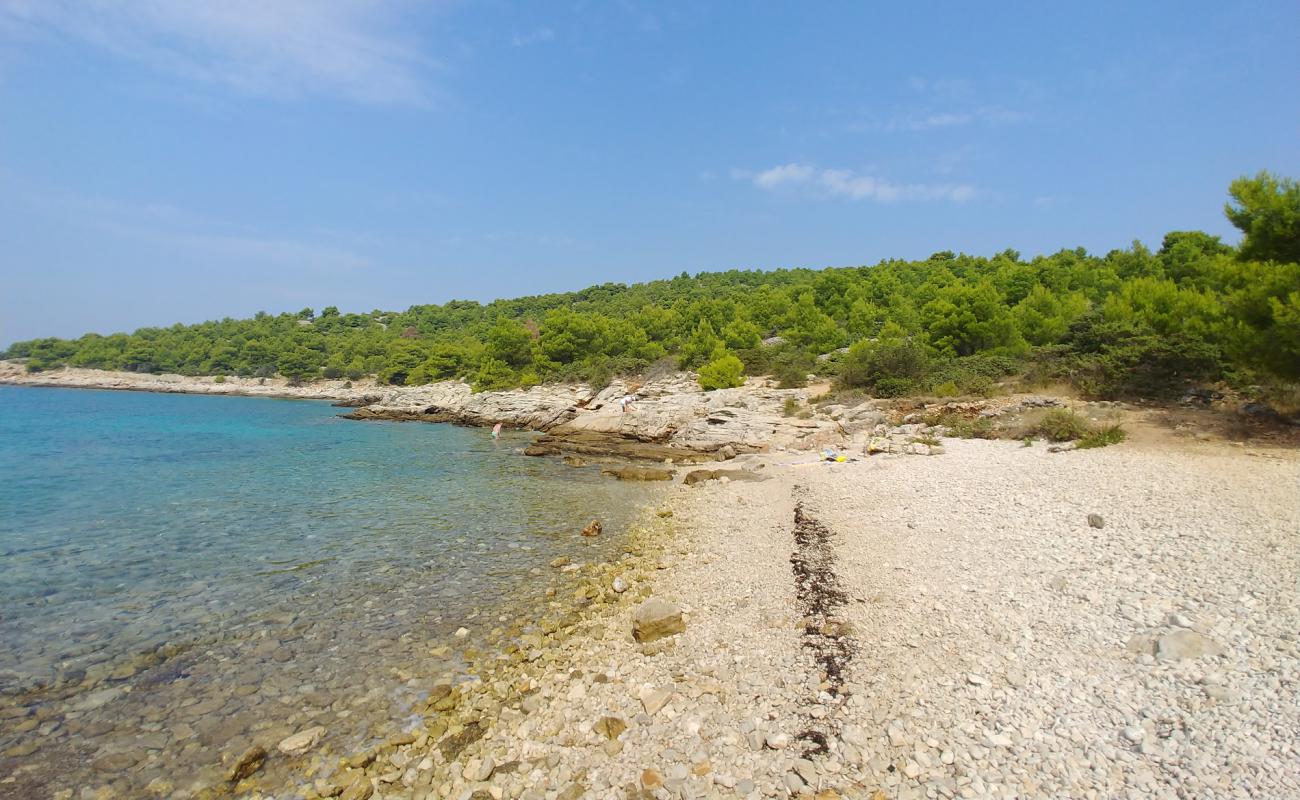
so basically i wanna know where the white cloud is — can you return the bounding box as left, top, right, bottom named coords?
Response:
left=737, top=163, right=975, bottom=204
left=511, top=26, right=554, bottom=47
left=753, top=163, right=814, bottom=189
left=0, top=0, right=435, bottom=105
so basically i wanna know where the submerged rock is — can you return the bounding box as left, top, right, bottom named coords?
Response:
left=581, top=520, right=604, bottom=537
left=277, top=726, right=326, bottom=756
left=601, top=466, right=674, bottom=481
left=225, top=745, right=267, bottom=783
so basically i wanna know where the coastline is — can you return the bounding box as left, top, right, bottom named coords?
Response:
left=6, top=362, right=1300, bottom=798
left=234, top=431, right=1300, bottom=800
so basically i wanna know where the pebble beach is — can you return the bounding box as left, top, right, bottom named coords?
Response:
left=246, top=431, right=1299, bottom=800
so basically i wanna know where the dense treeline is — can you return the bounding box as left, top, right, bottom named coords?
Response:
left=7, top=173, right=1299, bottom=399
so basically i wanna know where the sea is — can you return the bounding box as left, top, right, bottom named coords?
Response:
left=0, top=384, right=653, bottom=796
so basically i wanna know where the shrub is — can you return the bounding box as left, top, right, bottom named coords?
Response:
left=213, top=375, right=226, bottom=384
left=782, top=397, right=800, bottom=417
left=775, top=362, right=809, bottom=389
left=473, top=357, right=517, bottom=392
left=931, top=380, right=960, bottom=398
left=1077, top=424, right=1127, bottom=449
left=929, top=413, right=997, bottom=439
left=1035, top=409, right=1093, bottom=441
left=838, top=334, right=929, bottom=392
left=872, top=377, right=916, bottom=397
left=698, top=351, right=745, bottom=391
left=697, top=347, right=744, bottom=390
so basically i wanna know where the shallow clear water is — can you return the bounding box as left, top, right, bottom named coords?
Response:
left=0, top=385, right=651, bottom=795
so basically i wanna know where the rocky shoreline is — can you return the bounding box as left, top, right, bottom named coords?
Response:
left=6, top=362, right=1300, bottom=799
left=211, top=433, right=1299, bottom=800
left=0, top=361, right=1072, bottom=466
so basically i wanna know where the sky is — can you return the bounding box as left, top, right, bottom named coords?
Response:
left=2, top=1, right=1298, bottom=345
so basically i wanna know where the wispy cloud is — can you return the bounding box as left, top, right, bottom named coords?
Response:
left=842, top=105, right=1027, bottom=134
left=734, top=163, right=975, bottom=204
left=510, top=26, right=554, bottom=47
left=0, top=0, right=435, bottom=105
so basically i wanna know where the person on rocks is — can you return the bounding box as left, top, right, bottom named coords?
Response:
left=620, top=394, right=638, bottom=413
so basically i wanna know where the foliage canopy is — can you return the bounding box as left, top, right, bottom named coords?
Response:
left=8, top=173, right=1298, bottom=399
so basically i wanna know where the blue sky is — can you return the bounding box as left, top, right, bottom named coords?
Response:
left=2, top=1, right=1297, bottom=345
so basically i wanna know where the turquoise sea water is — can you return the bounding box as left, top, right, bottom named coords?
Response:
left=0, top=385, right=651, bottom=795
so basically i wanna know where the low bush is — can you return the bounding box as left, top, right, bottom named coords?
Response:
left=774, top=362, right=809, bottom=389
left=1034, top=409, right=1093, bottom=441
left=1077, top=423, right=1127, bottom=449
left=931, top=380, right=960, bottom=398
left=873, top=377, right=917, bottom=397
left=923, top=412, right=997, bottom=439
left=781, top=397, right=800, bottom=417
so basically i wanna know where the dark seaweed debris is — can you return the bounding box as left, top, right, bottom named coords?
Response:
left=790, top=494, right=857, bottom=758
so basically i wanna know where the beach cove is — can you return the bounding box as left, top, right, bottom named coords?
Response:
left=1, top=371, right=1298, bottom=799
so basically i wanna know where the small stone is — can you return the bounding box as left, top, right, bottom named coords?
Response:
left=639, top=686, right=673, bottom=715
left=612, top=576, right=628, bottom=594
left=463, top=756, right=495, bottom=782
left=593, top=716, right=628, bottom=740
left=1087, top=513, right=1105, bottom=528
left=1123, top=726, right=1145, bottom=743
left=632, top=597, right=685, bottom=643
left=454, top=627, right=469, bottom=638
left=966, top=673, right=989, bottom=686
left=903, top=760, right=921, bottom=778
left=277, top=726, right=326, bottom=756
left=340, top=779, right=374, bottom=800
left=641, top=768, right=664, bottom=790
left=765, top=732, right=791, bottom=750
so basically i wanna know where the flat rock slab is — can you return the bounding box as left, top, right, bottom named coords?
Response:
left=601, top=466, right=674, bottom=481
left=525, top=430, right=716, bottom=463
left=1156, top=629, right=1225, bottom=660
left=682, top=469, right=768, bottom=486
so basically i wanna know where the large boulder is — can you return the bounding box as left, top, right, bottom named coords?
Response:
left=632, top=598, right=686, bottom=643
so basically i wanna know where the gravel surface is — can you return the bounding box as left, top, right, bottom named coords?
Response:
left=232, top=434, right=1297, bottom=800
left=458, top=436, right=1299, bottom=799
